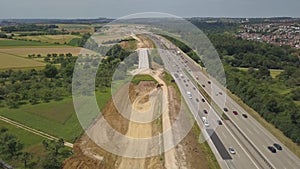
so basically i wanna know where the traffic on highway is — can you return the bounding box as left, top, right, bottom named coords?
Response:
left=148, top=33, right=300, bottom=169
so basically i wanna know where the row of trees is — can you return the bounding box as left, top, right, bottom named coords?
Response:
left=1, top=24, right=58, bottom=33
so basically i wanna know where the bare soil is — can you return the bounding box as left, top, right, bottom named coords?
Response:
left=63, top=82, right=163, bottom=169
left=63, top=74, right=209, bottom=169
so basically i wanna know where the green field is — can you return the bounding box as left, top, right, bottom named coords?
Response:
left=237, top=67, right=283, bottom=78
left=131, top=74, right=158, bottom=85
left=0, top=121, right=44, bottom=149
left=269, top=69, right=284, bottom=78
left=16, top=35, right=80, bottom=44
left=0, top=38, right=55, bottom=47
left=0, top=88, right=112, bottom=143
left=0, top=121, right=46, bottom=168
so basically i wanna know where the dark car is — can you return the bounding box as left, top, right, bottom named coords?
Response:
left=196, top=98, right=199, bottom=102
left=242, top=114, right=248, bottom=118
left=217, top=120, right=222, bottom=125
left=202, top=84, right=205, bottom=88
left=201, top=98, right=205, bottom=102
left=224, top=108, right=228, bottom=112
left=208, top=81, right=211, bottom=84
left=219, top=92, right=223, bottom=95
left=193, top=87, right=196, bottom=90
left=268, top=146, right=277, bottom=153
left=185, top=84, right=188, bottom=87
left=273, top=143, right=282, bottom=150
left=203, top=109, right=208, bottom=114
left=233, top=111, right=238, bottom=115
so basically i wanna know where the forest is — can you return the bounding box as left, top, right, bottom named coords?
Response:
left=204, top=30, right=300, bottom=143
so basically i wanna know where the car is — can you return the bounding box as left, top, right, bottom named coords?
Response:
left=204, top=120, right=209, bottom=127
left=273, top=143, right=282, bottom=150
left=233, top=111, right=238, bottom=115
left=203, top=109, right=208, bottom=114
left=196, top=98, right=199, bottom=102
left=223, top=108, right=228, bottom=112
left=217, top=120, right=222, bottom=125
left=193, top=87, right=196, bottom=90
left=202, top=116, right=207, bottom=122
left=242, top=114, right=248, bottom=118
left=268, top=146, right=277, bottom=153
left=228, top=147, right=236, bottom=154
left=183, top=80, right=186, bottom=82
left=201, top=98, right=205, bottom=102
left=185, top=84, right=188, bottom=87
left=187, top=79, right=190, bottom=82
left=219, top=92, right=223, bottom=95
left=208, top=81, right=211, bottom=84
left=202, top=84, right=205, bottom=87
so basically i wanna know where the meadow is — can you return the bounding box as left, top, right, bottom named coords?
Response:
left=15, top=35, right=80, bottom=44
left=0, top=88, right=112, bottom=143
left=237, top=67, right=283, bottom=78
left=0, top=38, right=54, bottom=47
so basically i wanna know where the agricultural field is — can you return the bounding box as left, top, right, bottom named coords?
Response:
left=0, top=52, right=45, bottom=69
left=0, top=98, right=82, bottom=142
left=0, top=46, right=93, bottom=57
left=0, top=89, right=112, bottom=143
left=0, top=38, right=99, bottom=69
left=0, top=38, right=54, bottom=47
left=15, top=35, right=81, bottom=44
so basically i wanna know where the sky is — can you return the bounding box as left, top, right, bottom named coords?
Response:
left=0, top=0, right=300, bottom=19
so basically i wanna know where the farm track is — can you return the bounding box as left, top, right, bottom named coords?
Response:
left=0, top=115, right=73, bottom=148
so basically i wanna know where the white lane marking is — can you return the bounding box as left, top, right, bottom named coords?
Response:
left=246, top=128, right=254, bottom=135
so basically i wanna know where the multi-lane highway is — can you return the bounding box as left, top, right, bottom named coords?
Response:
left=148, top=33, right=300, bottom=169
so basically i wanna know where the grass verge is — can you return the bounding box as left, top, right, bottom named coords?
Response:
left=131, top=74, right=158, bottom=85
left=162, top=72, right=220, bottom=169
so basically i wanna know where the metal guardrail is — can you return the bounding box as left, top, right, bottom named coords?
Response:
left=183, top=68, right=275, bottom=169
left=227, top=118, right=275, bottom=169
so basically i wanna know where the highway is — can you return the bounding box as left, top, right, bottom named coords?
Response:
left=148, top=33, right=300, bottom=169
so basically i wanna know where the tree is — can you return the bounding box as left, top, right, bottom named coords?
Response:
left=42, top=153, right=61, bottom=169
left=42, top=138, right=65, bottom=155
left=44, top=64, right=58, bottom=80
left=21, top=152, right=32, bottom=168
left=0, top=136, right=23, bottom=158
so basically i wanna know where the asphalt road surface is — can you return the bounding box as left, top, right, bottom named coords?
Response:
left=138, top=48, right=150, bottom=69
left=148, top=33, right=300, bottom=169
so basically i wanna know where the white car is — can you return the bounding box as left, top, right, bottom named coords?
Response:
left=229, top=147, right=236, bottom=154
left=204, top=120, right=209, bottom=127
